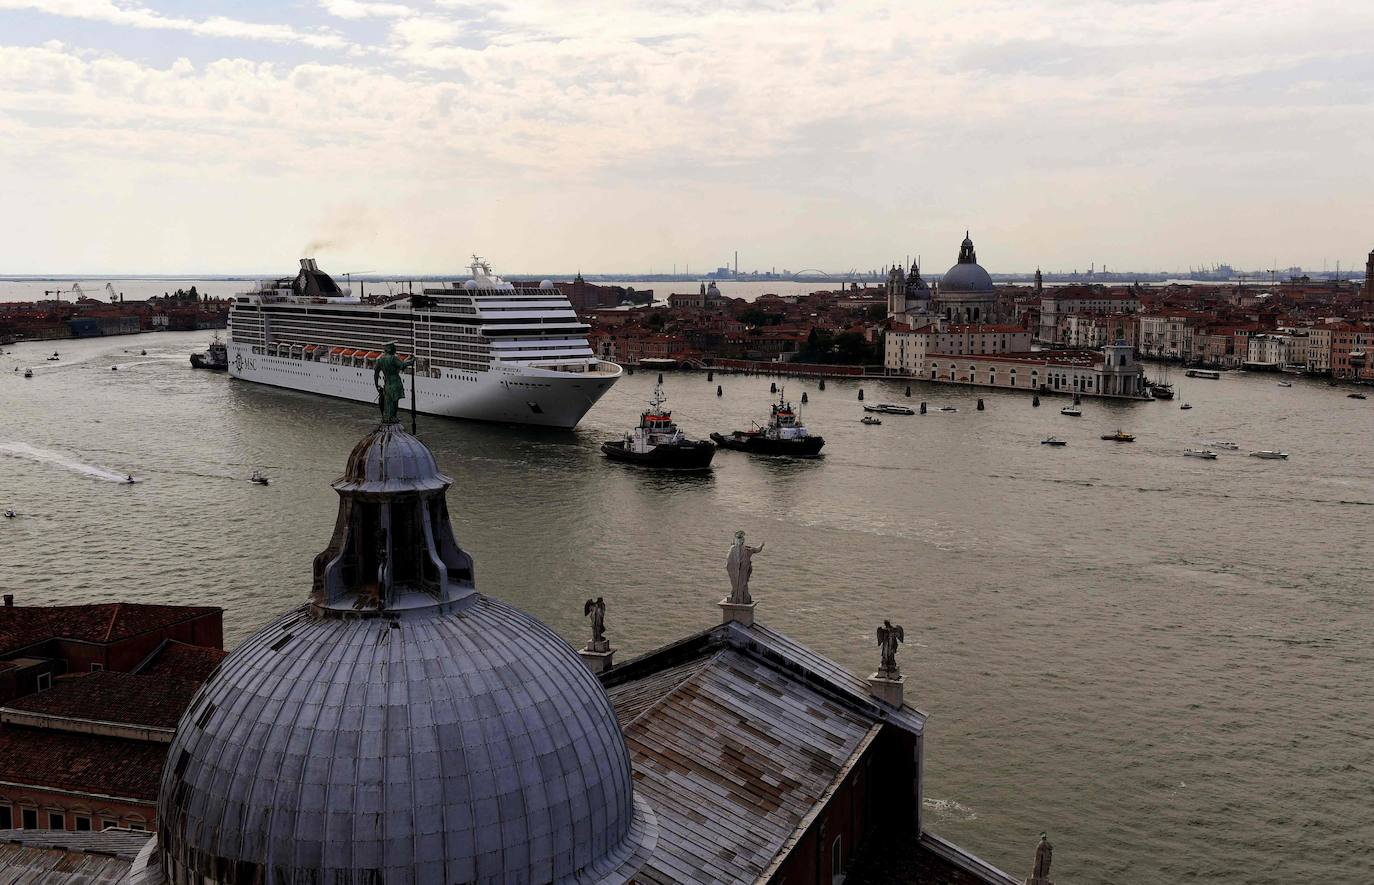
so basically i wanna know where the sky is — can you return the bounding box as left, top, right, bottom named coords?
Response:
left=1, top=0, right=1372, bottom=275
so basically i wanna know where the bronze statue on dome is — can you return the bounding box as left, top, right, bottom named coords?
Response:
left=374, top=343, right=414, bottom=423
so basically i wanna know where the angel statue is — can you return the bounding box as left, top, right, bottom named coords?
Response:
left=725, top=531, right=765, bottom=605
left=876, top=620, right=904, bottom=677
left=584, top=597, right=607, bottom=646
left=1030, top=832, right=1053, bottom=882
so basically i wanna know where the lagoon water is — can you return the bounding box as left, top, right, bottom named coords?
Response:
left=1, top=331, right=1371, bottom=883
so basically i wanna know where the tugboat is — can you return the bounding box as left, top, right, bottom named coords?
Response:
left=190, top=336, right=228, bottom=371
left=712, top=388, right=825, bottom=458
left=601, top=384, right=716, bottom=470
left=1101, top=429, right=1136, bottom=442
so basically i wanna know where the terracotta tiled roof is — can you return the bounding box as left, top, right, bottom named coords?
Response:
left=0, top=603, right=219, bottom=656
left=0, top=725, right=166, bottom=801
left=4, top=670, right=201, bottom=730
left=135, top=640, right=226, bottom=682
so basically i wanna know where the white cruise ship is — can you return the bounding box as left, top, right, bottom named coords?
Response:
left=227, top=257, right=622, bottom=428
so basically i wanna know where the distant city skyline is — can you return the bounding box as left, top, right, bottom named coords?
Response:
left=1, top=1, right=1372, bottom=274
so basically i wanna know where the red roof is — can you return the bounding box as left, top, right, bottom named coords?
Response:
left=0, top=725, right=166, bottom=801
left=0, top=603, right=220, bottom=657
left=5, top=670, right=201, bottom=730
left=135, top=640, right=226, bottom=682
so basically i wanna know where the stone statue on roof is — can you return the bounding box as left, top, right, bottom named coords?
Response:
left=876, top=620, right=904, bottom=676
left=584, top=597, right=607, bottom=646
left=373, top=342, right=414, bottom=423
left=1026, top=832, right=1053, bottom=884
left=726, top=531, right=764, bottom=604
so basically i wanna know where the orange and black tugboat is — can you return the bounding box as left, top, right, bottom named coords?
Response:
left=712, top=388, right=825, bottom=458
left=601, top=383, right=716, bottom=470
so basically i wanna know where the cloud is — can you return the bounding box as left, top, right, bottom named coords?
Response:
left=1, top=0, right=1373, bottom=272
left=319, top=0, right=412, bottom=20
left=0, top=0, right=349, bottom=49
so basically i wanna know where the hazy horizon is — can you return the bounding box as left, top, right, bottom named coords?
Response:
left=2, top=1, right=1372, bottom=275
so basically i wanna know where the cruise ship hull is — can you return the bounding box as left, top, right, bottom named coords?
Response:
left=227, top=342, right=621, bottom=429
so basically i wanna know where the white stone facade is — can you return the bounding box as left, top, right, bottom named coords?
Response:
left=885, top=323, right=1032, bottom=374
left=918, top=343, right=1146, bottom=398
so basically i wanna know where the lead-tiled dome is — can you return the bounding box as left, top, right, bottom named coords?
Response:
left=157, top=422, right=656, bottom=884
left=940, top=232, right=994, bottom=293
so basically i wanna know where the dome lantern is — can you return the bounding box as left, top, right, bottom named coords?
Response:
left=311, top=421, right=476, bottom=617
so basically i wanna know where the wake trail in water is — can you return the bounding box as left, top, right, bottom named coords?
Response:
left=0, top=441, right=133, bottom=482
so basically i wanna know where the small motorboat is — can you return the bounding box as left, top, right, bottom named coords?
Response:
left=1040, top=437, right=1067, bottom=446
left=250, top=470, right=271, bottom=486
left=111, top=366, right=118, bottom=372
left=140, top=350, right=147, bottom=356
left=1101, top=430, right=1136, bottom=442
left=1184, top=449, right=1217, bottom=460
left=23, top=368, right=32, bottom=378
left=1207, top=441, right=1239, bottom=450
left=860, top=416, right=882, bottom=426
left=1349, top=393, right=1368, bottom=400
left=46, top=353, right=59, bottom=361
left=1060, top=406, right=1082, bottom=417
left=1277, top=381, right=1292, bottom=388
left=1249, top=450, right=1289, bottom=460
left=3, top=509, right=16, bottom=519
left=1180, top=403, right=1192, bottom=410
left=125, top=474, right=136, bottom=484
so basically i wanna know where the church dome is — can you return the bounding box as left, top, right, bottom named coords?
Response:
left=157, top=423, right=656, bottom=884
left=940, top=232, right=994, bottom=293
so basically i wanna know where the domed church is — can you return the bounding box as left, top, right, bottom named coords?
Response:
left=933, top=232, right=1000, bottom=324
left=151, top=422, right=657, bottom=884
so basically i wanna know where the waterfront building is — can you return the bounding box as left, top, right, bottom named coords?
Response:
left=885, top=322, right=1032, bottom=375
left=1330, top=323, right=1374, bottom=380
left=1038, top=289, right=1141, bottom=344
left=1305, top=325, right=1333, bottom=374
left=1245, top=332, right=1307, bottom=371
left=922, top=342, right=1147, bottom=398
left=1062, top=313, right=1139, bottom=350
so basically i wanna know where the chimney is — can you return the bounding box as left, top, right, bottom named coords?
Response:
left=3, top=594, right=13, bottom=607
